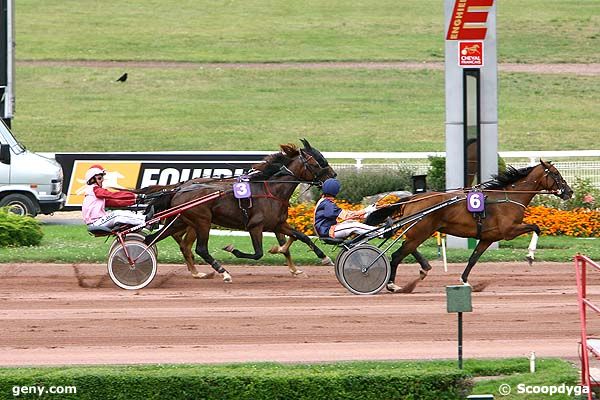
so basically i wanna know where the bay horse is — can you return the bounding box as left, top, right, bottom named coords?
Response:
left=139, top=140, right=336, bottom=282
left=366, top=160, right=572, bottom=291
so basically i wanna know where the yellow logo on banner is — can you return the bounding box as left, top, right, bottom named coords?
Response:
left=66, top=161, right=142, bottom=206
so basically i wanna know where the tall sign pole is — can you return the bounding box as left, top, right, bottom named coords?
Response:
left=0, top=0, right=14, bottom=127
left=444, top=0, right=498, bottom=249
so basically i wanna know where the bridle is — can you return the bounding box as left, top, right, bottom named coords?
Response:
left=272, top=150, right=331, bottom=185
left=298, top=150, right=331, bottom=182
left=247, top=151, right=332, bottom=206
left=542, top=167, right=569, bottom=198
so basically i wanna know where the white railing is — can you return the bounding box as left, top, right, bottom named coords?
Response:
left=323, top=150, right=600, bottom=189
left=41, top=150, right=600, bottom=189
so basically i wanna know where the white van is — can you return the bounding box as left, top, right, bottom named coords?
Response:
left=0, top=120, right=65, bottom=216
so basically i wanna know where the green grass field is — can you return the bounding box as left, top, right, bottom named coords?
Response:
left=5, top=224, right=598, bottom=265
left=9, top=0, right=600, bottom=153
left=12, top=66, right=600, bottom=152
left=16, top=0, right=600, bottom=63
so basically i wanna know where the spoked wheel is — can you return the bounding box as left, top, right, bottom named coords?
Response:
left=108, top=241, right=157, bottom=290
left=334, top=247, right=349, bottom=282
left=109, top=233, right=158, bottom=258
left=336, top=244, right=390, bottom=295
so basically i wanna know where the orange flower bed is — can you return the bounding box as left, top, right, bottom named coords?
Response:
left=288, top=201, right=600, bottom=238
left=524, top=205, right=600, bottom=237
left=287, top=200, right=363, bottom=236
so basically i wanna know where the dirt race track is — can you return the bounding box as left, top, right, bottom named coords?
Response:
left=0, top=260, right=596, bottom=366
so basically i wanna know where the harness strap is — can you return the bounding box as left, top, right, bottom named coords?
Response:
left=251, top=182, right=290, bottom=207
left=475, top=213, right=483, bottom=240
left=486, top=195, right=527, bottom=209
left=235, top=181, right=288, bottom=229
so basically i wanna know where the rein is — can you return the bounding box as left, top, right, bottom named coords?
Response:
left=381, top=188, right=559, bottom=209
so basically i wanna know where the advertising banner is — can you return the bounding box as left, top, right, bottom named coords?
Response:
left=55, top=152, right=269, bottom=208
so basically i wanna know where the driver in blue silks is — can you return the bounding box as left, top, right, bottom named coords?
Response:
left=314, top=178, right=377, bottom=239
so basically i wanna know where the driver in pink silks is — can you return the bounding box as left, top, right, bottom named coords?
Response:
left=82, top=165, right=148, bottom=229
left=313, top=178, right=377, bottom=239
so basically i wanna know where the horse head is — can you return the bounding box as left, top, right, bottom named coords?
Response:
left=289, top=139, right=336, bottom=183
left=540, top=159, right=573, bottom=200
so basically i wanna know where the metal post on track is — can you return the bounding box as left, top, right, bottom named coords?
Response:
left=446, top=285, right=472, bottom=369
left=458, top=311, right=463, bottom=369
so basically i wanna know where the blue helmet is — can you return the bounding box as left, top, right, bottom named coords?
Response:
left=322, top=178, right=341, bottom=196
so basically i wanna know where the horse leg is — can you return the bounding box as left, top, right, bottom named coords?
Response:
left=387, top=240, right=424, bottom=293
left=193, top=227, right=232, bottom=283
left=269, top=235, right=296, bottom=255
left=498, top=222, right=540, bottom=266
left=272, top=233, right=303, bottom=276
left=411, top=250, right=432, bottom=280
left=222, top=226, right=265, bottom=260
left=460, top=240, right=493, bottom=285
left=525, top=227, right=541, bottom=266
left=174, top=227, right=215, bottom=279
left=278, top=224, right=333, bottom=266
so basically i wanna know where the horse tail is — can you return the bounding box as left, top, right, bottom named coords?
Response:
left=113, top=184, right=179, bottom=214
left=365, top=203, right=403, bottom=225
left=146, top=190, right=177, bottom=213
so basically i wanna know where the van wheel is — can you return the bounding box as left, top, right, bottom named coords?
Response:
left=0, top=194, right=38, bottom=217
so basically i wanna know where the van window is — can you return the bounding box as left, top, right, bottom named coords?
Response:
left=0, top=120, right=24, bottom=153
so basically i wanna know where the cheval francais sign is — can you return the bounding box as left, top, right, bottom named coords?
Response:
left=459, top=41, right=483, bottom=67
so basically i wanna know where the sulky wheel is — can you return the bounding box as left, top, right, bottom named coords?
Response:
left=107, top=241, right=157, bottom=290
left=337, top=244, right=390, bottom=295
left=109, top=233, right=158, bottom=258
left=334, top=247, right=349, bottom=282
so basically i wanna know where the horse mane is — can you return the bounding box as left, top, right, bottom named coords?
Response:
left=479, top=165, right=535, bottom=190
left=251, top=143, right=299, bottom=179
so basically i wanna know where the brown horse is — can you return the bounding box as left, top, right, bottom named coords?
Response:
left=366, top=160, right=573, bottom=290
left=139, top=140, right=336, bottom=282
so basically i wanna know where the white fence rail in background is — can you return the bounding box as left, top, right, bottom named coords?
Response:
left=323, top=150, right=600, bottom=189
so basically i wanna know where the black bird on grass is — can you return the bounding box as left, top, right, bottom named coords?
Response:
left=116, top=73, right=128, bottom=82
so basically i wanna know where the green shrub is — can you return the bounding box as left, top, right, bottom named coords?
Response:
left=0, top=362, right=471, bottom=400
left=313, top=167, right=415, bottom=203
left=427, top=156, right=446, bottom=191
left=0, top=208, right=43, bottom=247
left=531, top=176, right=600, bottom=210
left=428, top=155, right=507, bottom=191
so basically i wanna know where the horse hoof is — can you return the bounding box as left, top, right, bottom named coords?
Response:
left=419, top=269, right=428, bottom=280
left=386, top=283, right=403, bottom=293
left=526, top=256, right=534, bottom=266
left=290, top=269, right=305, bottom=277
left=193, top=271, right=216, bottom=279
left=223, top=245, right=235, bottom=253
left=268, top=245, right=280, bottom=254
left=222, top=272, right=233, bottom=283
left=321, top=256, right=334, bottom=266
